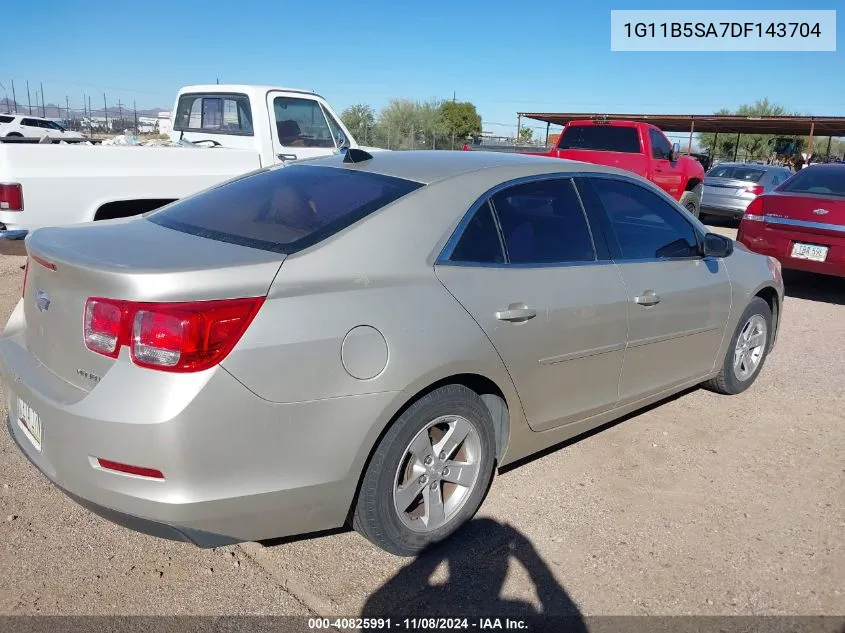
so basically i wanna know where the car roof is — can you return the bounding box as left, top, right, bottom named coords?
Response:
left=709, top=162, right=786, bottom=170
left=296, top=149, right=628, bottom=185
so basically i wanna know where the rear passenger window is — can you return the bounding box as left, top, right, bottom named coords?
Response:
left=449, top=202, right=505, bottom=264
left=588, top=178, right=699, bottom=260
left=492, top=179, right=595, bottom=264
left=0, top=115, right=14, bottom=124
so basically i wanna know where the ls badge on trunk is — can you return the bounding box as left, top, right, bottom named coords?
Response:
left=35, top=289, right=51, bottom=312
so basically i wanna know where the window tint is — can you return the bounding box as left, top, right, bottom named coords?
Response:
left=449, top=202, right=505, bottom=264
left=590, top=178, right=699, bottom=260
left=706, top=165, right=766, bottom=182
left=274, top=97, right=336, bottom=149
left=174, top=93, right=254, bottom=135
left=21, top=118, right=38, bottom=127
left=649, top=129, right=672, bottom=160
left=558, top=125, right=640, bottom=153
left=491, top=179, right=595, bottom=264
left=778, top=166, right=845, bottom=197
left=0, top=115, right=15, bottom=124
left=147, top=165, right=423, bottom=254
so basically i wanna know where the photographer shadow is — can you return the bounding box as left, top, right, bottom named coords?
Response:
left=361, top=518, right=587, bottom=630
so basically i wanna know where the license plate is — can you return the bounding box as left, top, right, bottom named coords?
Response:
left=791, top=242, right=828, bottom=262
left=17, top=397, right=42, bottom=451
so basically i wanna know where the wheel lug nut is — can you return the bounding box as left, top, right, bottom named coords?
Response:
left=419, top=475, right=428, bottom=484
left=442, top=467, right=450, bottom=476
left=424, top=456, right=433, bottom=466
left=429, top=482, right=438, bottom=490
left=439, top=451, right=446, bottom=460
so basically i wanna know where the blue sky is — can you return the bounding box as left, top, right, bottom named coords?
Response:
left=3, top=0, right=843, bottom=140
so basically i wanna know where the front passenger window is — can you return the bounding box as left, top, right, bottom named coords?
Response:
left=589, top=178, right=699, bottom=260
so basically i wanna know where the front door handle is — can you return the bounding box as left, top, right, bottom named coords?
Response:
left=634, top=291, right=661, bottom=306
left=277, top=153, right=298, bottom=162
left=495, top=303, right=537, bottom=323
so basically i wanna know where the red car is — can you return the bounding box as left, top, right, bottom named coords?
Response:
left=737, top=164, right=845, bottom=278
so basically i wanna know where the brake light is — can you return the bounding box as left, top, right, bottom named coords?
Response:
left=744, top=185, right=765, bottom=196
left=83, top=297, right=264, bottom=372
left=743, top=196, right=765, bottom=222
left=462, top=144, right=469, bottom=151
left=0, top=183, right=23, bottom=211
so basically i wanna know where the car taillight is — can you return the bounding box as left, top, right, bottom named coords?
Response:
left=83, top=296, right=264, bottom=372
left=744, top=185, right=764, bottom=196
left=0, top=183, right=23, bottom=211
left=742, top=196, right=765, bottom=222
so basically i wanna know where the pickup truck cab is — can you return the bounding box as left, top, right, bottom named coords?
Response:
left=466, top=119, right=705, bottom=216
left=0, top=84, right=376, bottom=239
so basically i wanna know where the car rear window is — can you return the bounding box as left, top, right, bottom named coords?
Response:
left=706, top=165, right=765, bottom=182
left=0, top=115, right=14, bottom=124
left=778, top=167, right=845, bottom=197
left=147, top=164, right=424, bottom=254
left=558, top=125, right=641, bottom=153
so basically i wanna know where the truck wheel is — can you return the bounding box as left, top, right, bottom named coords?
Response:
left=352, top=384, right=497, bottom=556
left=5, top=132, right=23, bottom=138
left=680, top=190, right=700, bottom=218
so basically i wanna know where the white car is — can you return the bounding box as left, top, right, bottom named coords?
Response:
left=0, top=84, right=381, bottom=239
left=0, top=114, right=86, bottom=140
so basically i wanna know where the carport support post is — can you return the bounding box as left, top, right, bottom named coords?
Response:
left=545, top=121, right=550, bottom=147
left=808, top=122, right=815, bottom=156
left=712, top=132, right=719, bottom=159
left=516, top=114, right=522, bottom=143
left=687, top=120, right=695, bottom=154
left=826, top=136, right=832, bottom=158
left=733, top=132, right=740, bottom=161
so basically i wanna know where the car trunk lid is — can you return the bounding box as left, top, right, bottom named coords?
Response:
left=761, top=192, right=845, bottom=238
left=23, top=218, right=284, bottom=391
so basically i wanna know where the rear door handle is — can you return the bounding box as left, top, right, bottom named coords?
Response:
left=495, top=304, right=537, bottom=323
left=277, top=153, right=298, bottom=162
left=634, top=291, right=661, bottom=307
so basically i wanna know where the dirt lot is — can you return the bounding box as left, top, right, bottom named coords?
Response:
left=0, top=224, right=843, bottom=617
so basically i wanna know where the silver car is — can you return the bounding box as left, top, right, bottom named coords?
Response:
left=1, top=150, right=784, bottom=556
left=701, top=162, right=793, bottom=219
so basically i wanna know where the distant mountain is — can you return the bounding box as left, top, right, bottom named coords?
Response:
left=1, top=98, right=166, bottom=119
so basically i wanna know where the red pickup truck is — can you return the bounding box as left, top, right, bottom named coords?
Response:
left=465, top=119, right=705, bottom=217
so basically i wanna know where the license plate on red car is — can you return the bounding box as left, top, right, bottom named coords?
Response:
left=791, top=242, right=828, bottom=262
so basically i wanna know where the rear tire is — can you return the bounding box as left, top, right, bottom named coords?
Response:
left=703, top=297, right=772, bottom=395
left=5, top=132, right=23, bottom=138
left=352, top=384, right=497, bottom=556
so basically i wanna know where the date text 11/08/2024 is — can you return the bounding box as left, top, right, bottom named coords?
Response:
left=308, top=617, right=530, bottom=630
left=622, top=22, right=822, bottom=38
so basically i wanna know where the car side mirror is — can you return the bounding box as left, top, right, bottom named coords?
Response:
left=702, top=232, right=734, bottom=258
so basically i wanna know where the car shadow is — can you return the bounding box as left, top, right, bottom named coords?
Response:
left=783, top=269, right=845, bottom=306
left=360, top=517, right=587, bottom=626
left=702, top=215, right=740, bottom=230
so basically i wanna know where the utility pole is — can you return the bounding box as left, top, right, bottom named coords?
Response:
left=66, top=96, right=70, bottom=126
left=88, top=96, right=92, bottom=134
left=117, top=99, right=124, bottom=130
left=40, top=82, right=46, bottom=117
left=103, top=93, right=109, bottom=132
left=133, top=100, right=138, bottom=134
left=26, top=81, right=32, bottom=115
left=11, top=80, right=17, bottom=113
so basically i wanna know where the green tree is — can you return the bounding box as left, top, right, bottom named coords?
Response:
left=340, top=104, right=376, bottom=145
left=518, top=127, right=534, bottom=144
left=698, top=99, right=798, bottom=161
left=439, top=101, right=482, bottom=149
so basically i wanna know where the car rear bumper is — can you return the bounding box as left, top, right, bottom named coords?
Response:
left=0, top=320, right=399, bottom=545
left=701, top=200, right=750, bottom=218
left=738, top=219, right=845, bottom=278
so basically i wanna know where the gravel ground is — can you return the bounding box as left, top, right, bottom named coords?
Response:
left=0, top=225, right=843, bottom=617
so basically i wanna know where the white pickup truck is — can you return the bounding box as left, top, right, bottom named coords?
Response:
left=0, top=84, right=378, bottom=241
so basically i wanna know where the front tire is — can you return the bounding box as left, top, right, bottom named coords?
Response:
left=703, top=297, right=773, bottom=395
left=352, top=384, right=497, bottom=556
left=680, top=189, right=701, bottom=218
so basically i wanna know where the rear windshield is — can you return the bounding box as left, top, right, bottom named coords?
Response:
left=558, top=125, right=641, bottom=153
left=706, top=165, right=766, bottom=182
left=147, top=165, right=424, bottom=254
left=778, top=167, right=845, bottom=197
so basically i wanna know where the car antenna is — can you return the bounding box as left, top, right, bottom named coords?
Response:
left=342, top=147, right=374, bottom=164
